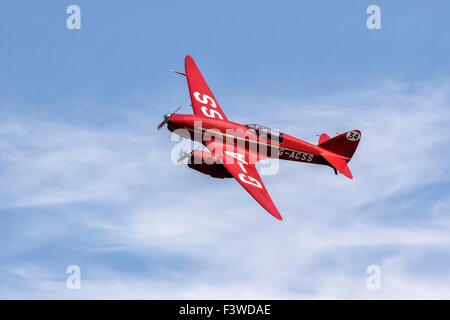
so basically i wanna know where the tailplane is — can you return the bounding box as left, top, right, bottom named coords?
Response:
left=321, top=151, right=353, bottom=179
left=318, top=133, right=330, bottom=144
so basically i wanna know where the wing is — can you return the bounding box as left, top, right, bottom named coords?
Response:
left=205, top=140, right=282, bottom=220
left=184, top=55, right=228, bottom=121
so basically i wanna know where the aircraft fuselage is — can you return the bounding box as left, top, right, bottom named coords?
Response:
left=167, top=114, right=328, bottom=166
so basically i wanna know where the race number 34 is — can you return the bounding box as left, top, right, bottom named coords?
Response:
left=346, top=131, right=360, bottom=141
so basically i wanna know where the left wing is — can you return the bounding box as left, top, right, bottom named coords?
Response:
left=205, top=140, right=282, bottom=220
left=184, top=55, right=228, bottom=121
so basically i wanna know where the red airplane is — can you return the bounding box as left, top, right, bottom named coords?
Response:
left=158, top=56, right=361, bottom=220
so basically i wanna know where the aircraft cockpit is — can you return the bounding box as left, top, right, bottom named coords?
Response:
left=246, top=124, right=284, bottom=142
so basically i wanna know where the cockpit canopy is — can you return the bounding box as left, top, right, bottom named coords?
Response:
left=246, top=124, right=284, bottom=142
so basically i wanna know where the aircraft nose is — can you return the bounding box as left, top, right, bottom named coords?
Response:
left=167, top=113, right=183, bottom=124
left=165, top=113, right=185, bottom=130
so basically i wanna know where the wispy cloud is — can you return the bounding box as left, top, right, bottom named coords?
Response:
left=1, top=80, right=450, bottom=299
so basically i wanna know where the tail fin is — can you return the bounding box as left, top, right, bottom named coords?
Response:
left=319, top=130, right=361, bottom=159
left=318, top=130, right=361, bottom=179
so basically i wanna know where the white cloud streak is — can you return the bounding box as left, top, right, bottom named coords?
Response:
left=1, top=80, right=450, bottom=299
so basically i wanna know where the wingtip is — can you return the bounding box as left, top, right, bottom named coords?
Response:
left=185, top=55, right=194, bottom=63
left=272, top=211, right=283, bottom=221
left=343, top=167, right=353, bottom=180
left=184, top=55, right=197, bottom=71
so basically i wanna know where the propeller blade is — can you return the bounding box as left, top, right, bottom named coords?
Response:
left=173, top=106, right=181, bottom=114
left=157, top=106, right=181, bottom=130
left=157, top=119, right=167, bottom=130
left=177, top=151, right=192, bottom=163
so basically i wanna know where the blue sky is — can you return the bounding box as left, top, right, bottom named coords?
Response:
left=1, top=1, right=450, bottom=298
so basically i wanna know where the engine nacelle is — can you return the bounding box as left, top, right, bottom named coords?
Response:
left=187, top=151, right=232, bottom=179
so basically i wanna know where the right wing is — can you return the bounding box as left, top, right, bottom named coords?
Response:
left=205, top=140, right=282, bottom=220
left=184, top=55, right=228, bottom=121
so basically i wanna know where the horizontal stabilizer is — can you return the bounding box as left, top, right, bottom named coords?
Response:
left=321, top=151, right=353, bottom=179
left=318, top=133, right=330, bottom=144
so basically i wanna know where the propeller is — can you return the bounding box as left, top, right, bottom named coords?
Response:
left=157, top=106, right=181, bottom=130
left=177, top=150, right=193, bottom=163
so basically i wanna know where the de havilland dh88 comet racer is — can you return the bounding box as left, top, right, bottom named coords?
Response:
left=158, top=55, right=361, bottom=220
